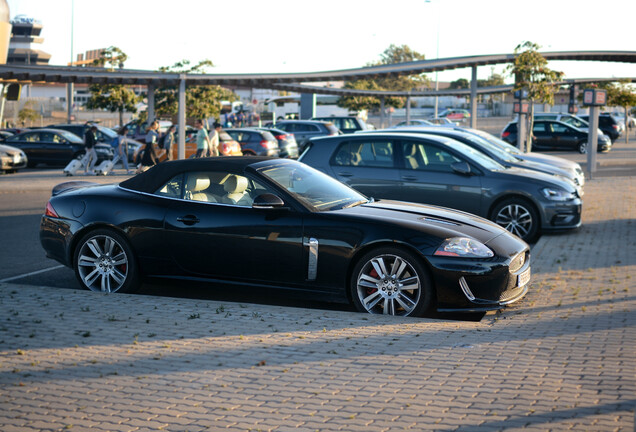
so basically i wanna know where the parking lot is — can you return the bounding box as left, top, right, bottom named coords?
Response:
left=0, top=135, right=635, bottom=431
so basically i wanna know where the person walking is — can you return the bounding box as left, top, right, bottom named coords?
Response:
left=82, top=125, right=98, bottom=175
left=163, top=125, right=176, bottom=160
left=195, top=119, right=210, bottom=158
left=110, top=126, right=132, bottom=174
left=207, top=122, right=221, bottom=157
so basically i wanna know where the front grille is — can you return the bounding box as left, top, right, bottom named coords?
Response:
left=509, top=252, right=526, bottom=273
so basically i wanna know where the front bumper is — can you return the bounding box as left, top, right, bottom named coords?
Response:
left=1, top=152, right=27, bottom=171
left=428, top=237, right=531, bottom=312
left=539, top=197, right=582, bottom=231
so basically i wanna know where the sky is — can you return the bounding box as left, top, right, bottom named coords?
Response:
left=6, top=0, right=636, bottom=85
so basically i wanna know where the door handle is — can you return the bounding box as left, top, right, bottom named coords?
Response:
left=402, top=176, right=418, bottom=181
left=337, top=172, right=353, bottom=177
left=176, top=215, right=200, bottom=225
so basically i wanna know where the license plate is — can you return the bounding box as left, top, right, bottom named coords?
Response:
left=517, top=267, right=531, bottom=287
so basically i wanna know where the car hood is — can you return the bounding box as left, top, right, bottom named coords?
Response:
left=511, top=158, right=574, bottom=180
left=341, top=199, right=514, bottom=245
left=494, top=165, right=578, bottom=192
left=0, top=143, right=24, bottom=153
left=514, top=152, right=581, bottom=171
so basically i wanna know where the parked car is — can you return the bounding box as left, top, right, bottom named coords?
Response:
left=251, top=127, right=299, bottom=158
left=578, top=113, right=623, bottom=142
left=123, top=119, right=173, bottom=142
left=225, top=128, right=280, bottom=157
left=381, top=126, right=584, bottom=189
left=438, top=109, right=470, bottom=120
left=154, top=128, right=242, bottom=161
left=299, top=131, right=582, bottom=242
left=426, top=118, right=458, bottom=127
left=266, top=120, right=341, bottom=152
left=40, top=157, right=531, bottom=315
left=501, top=120, right=612, bottom=154
left=393, top=119, right=435, bottom=128
left=0, top=142, right=28, bottom=173
left=47, top=123, right=143, bottom=163
left=310, top=116, right=372, bottom=134
left=2, top=128, right=113, bottom=167
left=460, top=128, right=585, bottom=189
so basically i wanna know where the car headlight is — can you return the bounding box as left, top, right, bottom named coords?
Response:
left=434, top=237, right=494, bottom=258
left=541, top=187, right=576, bottom=201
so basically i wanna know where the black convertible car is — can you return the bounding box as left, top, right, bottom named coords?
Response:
left=40, top=157, right=531, bottom=316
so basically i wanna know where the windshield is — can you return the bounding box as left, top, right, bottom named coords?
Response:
left=467, top=129, right=523, bottom=155
left=98, top=126, right=117, bottom=138
left=257, top=162, right=368, bottom=211
left=60, top=131, right=84, bottom=143
left=437, top=137, right=504, bottom=171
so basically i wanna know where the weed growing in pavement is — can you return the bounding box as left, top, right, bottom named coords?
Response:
left=188, top=313, right=200, bottom=320
left=216, top=305, right=225, bottom=314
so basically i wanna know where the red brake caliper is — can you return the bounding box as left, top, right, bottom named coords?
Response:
left=367, top=268, right=379, bottom=295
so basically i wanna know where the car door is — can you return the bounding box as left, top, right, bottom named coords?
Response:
left=327, top=137, right=402, bottom=199
left=9, top=132, right=44, bottom=163
left=396, top=140, right=483, bottom=215
left=161, top=170, right=305, bottom=285
left=42, top=131, right=76, bottom=164
left=549, top=122, right=580, bottom=150
left=531, top=121, right=553, bottom=150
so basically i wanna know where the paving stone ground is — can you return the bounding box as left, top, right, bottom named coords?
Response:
left=0, top=176, right=634, bottom=432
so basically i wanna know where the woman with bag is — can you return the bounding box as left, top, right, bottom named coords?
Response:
left=110, top=126, right=132, bottom=174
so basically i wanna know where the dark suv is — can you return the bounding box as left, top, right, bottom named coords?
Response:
left=310, top=116, right=371, bottom=134
left=225, top=128, right=280, bottom=157
left=501, top=119, right=612, bottom=153
left=578, top=114, right=622, bottom=142
left=266, top=120, right=341, bottom=152
left=48, top=123, right=143, bottom=162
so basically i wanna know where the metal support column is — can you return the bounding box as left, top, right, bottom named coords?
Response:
left=586, top=105, right=599, bottom=179
left=380, top=97, right=385, bottom=129
left=300, top=93, right=316, bottom=119
left=177, top=75, right=186, bottom=160
left=406, top=94, right=411, bottom=124
left=66, top=83, right=74, bottom=123
left=469, top=65, right=477, bottom=129
left=147, top=83, right=155, bottom=123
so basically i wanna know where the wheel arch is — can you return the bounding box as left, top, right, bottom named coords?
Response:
left=345, top=240, right=437, bottom=305
left=68, top=222, right=134, bottom=267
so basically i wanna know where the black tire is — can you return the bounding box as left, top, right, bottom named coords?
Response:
left=350, top=247, right=433, bottom=317
left=73, top=229, right=140, bottom=293
left=578, top=141, right=587, bottom=154
left=490, top=197, right=539, bottom=243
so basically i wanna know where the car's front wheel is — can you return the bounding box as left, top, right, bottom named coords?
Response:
left=578, top=141, right=587, bottom=154
left=491, top=198, right=539, bottom=243
left=74, top=229, right=140, bottom=293
left=350, top=247, right=433, bottom=317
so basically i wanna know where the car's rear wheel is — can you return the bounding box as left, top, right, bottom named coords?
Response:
left=578, top=141, right=587, bottom=154
left=350, top=247, right=433, bottom=317
left=74, top=229, right=139, bottom=293
left=491, top=198, right=539, bottom=242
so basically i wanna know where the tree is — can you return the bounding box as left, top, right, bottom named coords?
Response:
left=338, top=44, right=430, bottom=112
left=507, top=41, right=564, bottom=152
left=18, top=101, right=39, bottom=126
left=449, top=78, right=469, bottom=90
left=154, top=60, right=238, bottom=124
left=597, top=80, right=636, bottom=143
left=86, top=46, right=140, bottom=126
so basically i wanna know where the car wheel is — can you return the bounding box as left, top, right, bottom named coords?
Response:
left=578, top=141, right=587, bottom=154
left=491, top=198, right=539, bottom=243
left=74, top=229, right=140, bottom=293
left=350, top=247, right=433, bottom=317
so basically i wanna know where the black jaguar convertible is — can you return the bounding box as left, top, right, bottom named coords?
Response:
left=40, top=157, right=531, bottom=316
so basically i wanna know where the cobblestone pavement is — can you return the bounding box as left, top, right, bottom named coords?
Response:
left=0, top=176, right=634, bottom=432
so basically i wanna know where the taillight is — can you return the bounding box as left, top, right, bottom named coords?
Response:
left=612, top=125, right=619, bottom=130
left=275, top=135, right=285, bottom=140
left=221, top=143, right=230, bottom=154
left=502, top=131, right=510, bottom=138
left=259, top=140, right=270, bottom=149
left=45, top=201, right=59, bottom=218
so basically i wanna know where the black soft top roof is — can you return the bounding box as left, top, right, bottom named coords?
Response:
left=119, top=156, right=279, bottom=193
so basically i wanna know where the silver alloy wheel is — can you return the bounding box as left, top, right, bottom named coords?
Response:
left=355, top=254, right=421, bottom=316
left=578, top=142, right=587, bottom=154
left=495, top=204, right=533, bottom=239
left=77, top=234, right=129, bottom=292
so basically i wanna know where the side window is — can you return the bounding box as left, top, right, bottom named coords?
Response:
left=23, top=133, right=40, bottom=142
left=155, top=174, right=183, bottom=199
left=402, top=141, right=460, bottom=172
left=332, top=140, right=394, bottom=168
left=40, top=132, right=55, bottom=142
left=533, top=123, right=547, bottom=133
left=551, top=123, right=569, bottom=133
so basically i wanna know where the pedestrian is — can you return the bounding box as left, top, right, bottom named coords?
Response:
left=110, top=126, right=132, bottom=174
left=194, top=119, right=210, bottom=158
left=137, top=135, right=158, bottom=173
left=207, top=122, right=221, bottom=157
left=163, top=125, right=176, bottom=160
left=82, top=125, right=98, bottom=175
left=146, top=120, right=160, bottom=148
